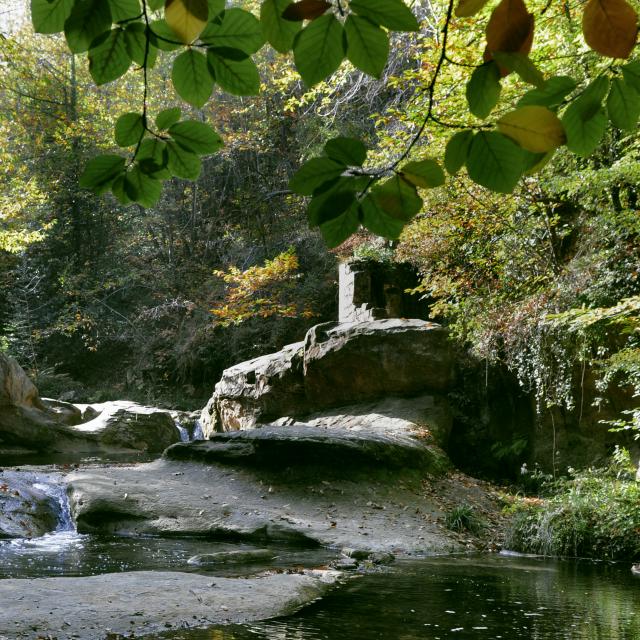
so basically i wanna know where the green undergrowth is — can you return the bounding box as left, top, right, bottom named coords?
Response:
left=504, top=448, right=640, bottom=561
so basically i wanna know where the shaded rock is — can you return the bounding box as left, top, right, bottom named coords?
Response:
left=0, top=471, right=60, bottom=538
left=201, top=341, right=306, bottom=437
left=41, top=398, right=83, bottom=426
left=0, top=569, right=340, bottom=639
left=303, top=319, right=454, bottom=408
left=71, top=401, right=179, bottom=453
left=187, top=549, right=275, bottom=566
left=0, top=354, right=43, bottom=410
left=165, top=424, right=449, bottom=473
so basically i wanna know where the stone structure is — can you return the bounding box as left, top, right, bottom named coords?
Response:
left=338, top=260, right=429, bottom=323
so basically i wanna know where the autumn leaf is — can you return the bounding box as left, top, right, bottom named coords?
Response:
left=484, top=0, right=534, bottom=74
left=582, top=0, right=638, bottom=59
left=497, top=105, right=566, bottom=153
left=164, top=0, right=208, bottom=44
left=282, top=0, right=332, bottom=21
left=455, top=0, right=491, bottom=17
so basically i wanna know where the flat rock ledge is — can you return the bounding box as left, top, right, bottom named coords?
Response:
left=0, top=569, right=340, bottom=640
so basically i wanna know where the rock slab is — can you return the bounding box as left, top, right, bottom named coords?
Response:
left=0, top=569, right=340, bottom=639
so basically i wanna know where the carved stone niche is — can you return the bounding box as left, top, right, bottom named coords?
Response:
left=338, top=260, right=430, bottom=323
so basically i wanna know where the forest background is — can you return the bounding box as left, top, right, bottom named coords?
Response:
left=1, top=0, right=640, bottom=460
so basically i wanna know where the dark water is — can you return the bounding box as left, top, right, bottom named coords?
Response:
left=159, top=554, right=640, bottom=640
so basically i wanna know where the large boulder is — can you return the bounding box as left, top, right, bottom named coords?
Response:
left=0, top=354, right=44, bottom=410
left=303, top=319, right=454, bottom=408
left=203, top=320, right=455, bottom=435
left=201, top=341, right=306, bottom=436
left=71, top=401, right=180, bottom=453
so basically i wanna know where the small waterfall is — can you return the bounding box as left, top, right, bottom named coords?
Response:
left=176, top=422, right=190, bottom=442
left=192, top=419, right=205, bottom=441
left=33, top=476, right=75, bottom=533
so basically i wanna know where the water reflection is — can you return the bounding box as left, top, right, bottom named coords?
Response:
left=161, top=555, right=640, bottom=640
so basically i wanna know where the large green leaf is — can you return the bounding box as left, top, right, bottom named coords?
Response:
left=319, top=203, right=360, bottom=248
left=135, top=138, right=171, bottom=179
left=64, top=0, right=112, bottom=53
left=200, top=8, right=265, bottom=54
left=562, top=77, right=609, bottom=156
left=349, top=0, right=419, bottom=31
left=124, top=166, right=162, bottom=207
left=156, top=107, right=182, bottom=130
left=607, top=78, right=640, bottom=131
left=518, top=76, right=576, bottom=108
left=169, top=121, right=224, bottom=154
left=371, top=175, right=422, bottom=221
left=207, top=52, right=261, bottom=96
left=124, top=23, right=159, bottom=67
left=324, top=137, right=367, bottom=166
left=492, top=52, right=544, bottom=88
left=466, top=62, right=501, bottom=119
left=31, top=0, right=74, bottom=34
left=149, top=19, right=183, bottom=50
left=115, top=112, right=145, bottom=147
left=344, top=15, right=389, bottom=79
left=621, top=60, right=640, bottom=93
left=444, top=129, right=473, bottom=175
left=88, top=29, right=132, bottom=85
left=172, top=49, right=214, bottom=107
left=166, top=141, right=202, bottom=180
left=108, top=0, right=141, bottom=22
left=307, top=180, right=358, bottom=225
left=466, top=131, right=525, bottom=193
left=260, top=0, right=301, bottom=53
left=400, top=159, right=445, bottom=189
left=359, top=194, right=405, bottom=239
left=289, top=157, right=345, bottom=195
left=293, top=14, right=344, bottom=87
left=79, top=154, right=126, bottom=195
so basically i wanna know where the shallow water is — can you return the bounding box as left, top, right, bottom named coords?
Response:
left=159, top=554, right=640, bottom=640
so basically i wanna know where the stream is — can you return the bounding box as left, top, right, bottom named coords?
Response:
left=1, top=469, right=638, bottom=639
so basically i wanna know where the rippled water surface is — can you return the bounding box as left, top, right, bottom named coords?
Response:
left=160, top=554, right=640, bottom=640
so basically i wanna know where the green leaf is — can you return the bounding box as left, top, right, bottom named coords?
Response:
left=562, top=78, right=609, bottom=156
left=166, top=140, right=202, bottom=179
left=149, top=19, right=183, bottom=50
left=115, top=112, right=144, bottom=147
left=108, top=0, right=141, bottom=22
left=261, top=0, right=301, bottom=53
left=172, top=49, right=214, bottom=107
left=607, top=78, right=640, bottom=131
left=125, top=23, right=159, bottom=67
left=64, top=0, right=112, bottom=53
left=208, top=0, right=225, bottom=19
left=324, top=137, right=367, bottom=166
left=349, top=0, right=419, bottom=31
left=169, top=120, right=224, bottom=155
left=31, top=0, right=74, bottom=34
left=466, top=131, right=525, bottom=193
left=307, top=180, right=358, bottom=225
left=359, top=194, right=405, bottom=239
left=124, top=166, right=162, bottom=207
left=319, top=203, right=360, bottom=248
left=112, top=175, right=132, bottom=204
left=518, top=76, right=576, bottom=108
left=492, top=52, right=545, bottom=88
left=207, top=52, right=261, bottom=96
left=444, top=129, right=473, bottom=175
left=135, top=138, right=171, bottom=179
left=88, top=29, right=132, bottom=85
left=400, top=159, right=445, bottom=189
left=289, top=157, right=345, bottom=195
left=621, top=60, right=640, bottom=93
left=293, top=14, right=344, bottom=87
left=371, top=175, right=422, bottom=221
left=148, top=0, right=165, bottom=10
left=156, top=107, right=182, bottom=130
left=344, top=15, right=389, bottom=79
left=466, top=62, right=501, bottom=119
left=80, top=154, right=126, bottom=194
left=200, top=8, right=265, bottom=54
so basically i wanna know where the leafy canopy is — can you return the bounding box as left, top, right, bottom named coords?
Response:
left=31, top=0, right=640, bottom=246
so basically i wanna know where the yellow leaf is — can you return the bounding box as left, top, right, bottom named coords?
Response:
left=582, top=0, right=638, bottom=59
left=484, top=0, right=534, bottom=73
left=165, top=0, right=208, bottom=44
left=497, top=106, right=566, bottom=153
left=455, top=0, right=491, bottom=17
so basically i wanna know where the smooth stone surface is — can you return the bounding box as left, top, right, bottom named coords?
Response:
left=0, top=569, right=340, bottom=639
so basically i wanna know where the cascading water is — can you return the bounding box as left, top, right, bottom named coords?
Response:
left=192, top=419, right=205, bottom=441
left=174, top=419, right=205, bottom=442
